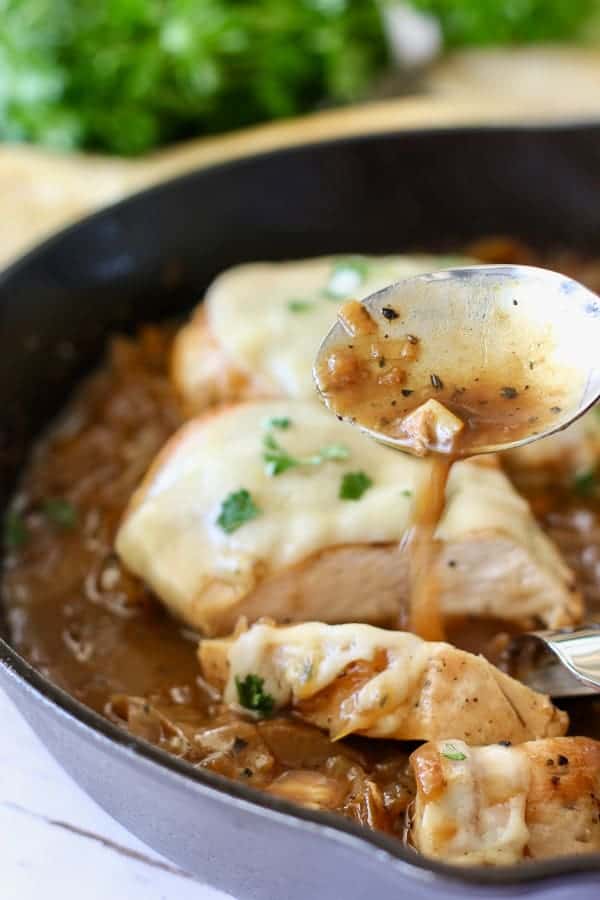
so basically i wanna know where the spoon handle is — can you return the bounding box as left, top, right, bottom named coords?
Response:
left=515, top=625, right=600, bottom=698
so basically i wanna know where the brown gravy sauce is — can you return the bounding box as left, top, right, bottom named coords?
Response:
left=4, top=242, right=600, bottom=841
left=316, top=301, right=573, bottom=459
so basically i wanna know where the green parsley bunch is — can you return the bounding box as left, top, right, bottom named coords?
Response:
left=0, top=0, right=387, bottom=155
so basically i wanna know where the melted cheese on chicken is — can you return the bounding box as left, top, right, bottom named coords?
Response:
left=199, top=622, right=567, bottom=744
left=172, top=254, right=472, bottom=409
left=116, top=401, right=581, bottom=635
left=410, top=736, right=600, bottom=865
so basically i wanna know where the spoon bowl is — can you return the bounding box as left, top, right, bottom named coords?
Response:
left=314, top=264, right=600, bottom=456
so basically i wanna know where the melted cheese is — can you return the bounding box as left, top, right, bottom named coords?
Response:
left=205, top=255, right=472, bottom=399
left=411, top=741, right=531, bottom=865
left=199, top=621, right=567, bottom=743
left=116, top=400, right=579, bottom=632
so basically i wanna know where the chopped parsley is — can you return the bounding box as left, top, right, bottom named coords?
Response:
left=287, top=299, right=313, bottom=313
left=339, top=471, right=373, bottom=500
left=262, top=433, right=349, bottom=477
left=573, top=469, right=597, bottom=496
left=325, top=257, right=369, bottom=299
left=263, top=433, right=299, bottom=476
left=401, top=489, right=412, bottom=498
left=235, top=674, right=275, bottom=716
left=43, top=498, right=77, bottom=528
left=441, top=743, right=467, bottom=761
left=216, top=489, right=261, bottom=534
left=317, top=444, right=350, bottom=462
left=4, top=509, right=28, bottom=549
left=265, top=416, right=292, bottom=431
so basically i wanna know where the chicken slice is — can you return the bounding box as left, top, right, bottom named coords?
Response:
left=171, top=254, right=473, bottom=413
left=199, top=621, right=567, bottom=745
left=410, top=736, right=600, bottom=865
left=115, top=401, right=581, bottom=636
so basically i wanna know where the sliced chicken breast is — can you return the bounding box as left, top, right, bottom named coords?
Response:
left=410, top=736, right=600, bottom=865
left=115, top=401, right=581, bottom=636
left=199, top=621, right=567, bottom=744
left=172, top=254, right=472, bottom=413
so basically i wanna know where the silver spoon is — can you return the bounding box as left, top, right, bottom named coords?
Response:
left=314, top=264, right=600, bottom=456
left=313, top=264, right=600, bottom=695
left=510, top=626, right=600, bottom=698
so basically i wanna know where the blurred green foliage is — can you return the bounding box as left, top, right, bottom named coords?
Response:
left=409, top=0, right=598, bottom=46
left=1, top=0, right=598, bottom=156
left=0, top=0, right=387, bottom=155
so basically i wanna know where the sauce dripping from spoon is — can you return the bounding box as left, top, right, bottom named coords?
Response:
left=314, top=265, right=597, bottom=642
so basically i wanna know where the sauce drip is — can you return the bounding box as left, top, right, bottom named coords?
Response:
left=403, top=457, right=451, bottom=641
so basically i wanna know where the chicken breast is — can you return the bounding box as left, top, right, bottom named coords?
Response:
left=115, top=401, right=581, bottom=636
left=410, top=736, right=600, bottom=865
left=199, top=621, right=567, bottom=744
left=172, top=254, right=472, bottom=414
left=116, top=401, right=582, bottom=636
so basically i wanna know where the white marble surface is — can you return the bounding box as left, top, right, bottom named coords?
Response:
left=0, top=687, right=235, bottom=900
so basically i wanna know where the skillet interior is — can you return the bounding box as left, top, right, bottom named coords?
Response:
left=2, top=124, right=600, bottom=897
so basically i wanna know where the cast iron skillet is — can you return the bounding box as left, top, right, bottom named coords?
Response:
left=2, top=125, right=600, bottom=899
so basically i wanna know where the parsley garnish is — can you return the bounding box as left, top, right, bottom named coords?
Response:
left=4, top=509, right=28, bottom=549
left=287, top=299, right=313, bottom=313
left=235, top=674, right=275, bottom=716
left=262, top=433, right=349, bottom=477
left=317, top=444, right=350, bottom=462
left=339, top=471, right=373, bottom=500
left=574, top=469, right=596, bottom=496
left=441, top=743, right=467, bottom=761
left=43, top=498, right=77, bottom=528
left=216, top=490, right=261, bottom=534
left=265, top=416, right=292, bottom=431
left=263, top=433, right=298, bottom=476
left=401, top=489, right=412, bottom=498
left=325, top=257, right=369, bottom=299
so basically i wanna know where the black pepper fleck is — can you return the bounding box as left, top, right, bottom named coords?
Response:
left=430, top=374, right=443, bottom=390
left=500, top=386, right=518, bottom=399
left=550, top=406, right=562, bottom=414
left=381, top=306, right=399, bottom=320
left=401, top=389, right=413, bottom=397
left=558, top=754, right=569, bottom=766
left=498, top=740, right=512, bottom=747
